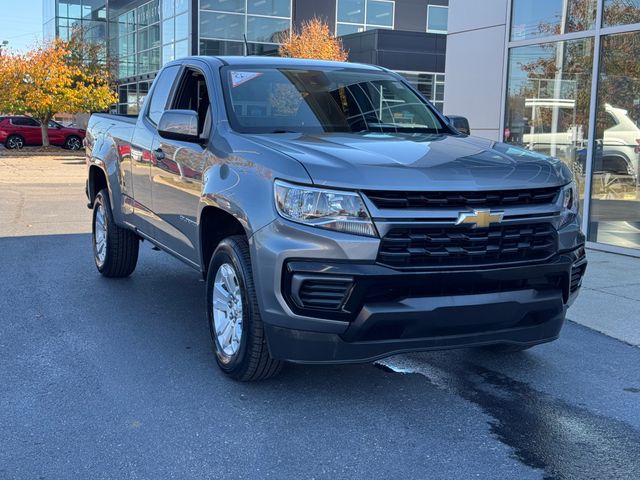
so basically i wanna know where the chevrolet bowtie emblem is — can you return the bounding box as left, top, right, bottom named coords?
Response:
left=456, top=209, right=504, bottom=229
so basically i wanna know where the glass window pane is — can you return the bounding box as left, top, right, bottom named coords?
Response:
left=565, top=0, right=597, bottom=32
left=246, top=42, right=279, bottom=55
left=248, top=0, right=291, bottom=17
left=175, top=0, right=189, bottom=15
left=175, top=12, right=189, bottom=40
left=149, top=47, right=161, bottom=71
left=175, top=39, right=189, bottom=59
left=511, top=0, right=596, bottom=41
left=162, top=0, right=174, bottom=19
left=200, top=0, right=245, bottom=13
left=588, top=31, right=640, bottom=248
left=336, top=23, right=363, bottom=36
left=200, top=11, right=245, bottom=40
left=603, top=0, right=640, bottom=27
left=200, top=39, right=245, bottom=55
left=247, top=16, right=289, bottom=42
left=163, top=43, right=174, bottom=63
left=427, top=5, right=448, bottom=33
left=337, top=0, right=365, bottom=24
left=138, top=27, right=149, bottom=51
left=511, top=0, right=563, bottom=40
left=163, top=18, right=174, bottom=44
left=367, top=0, right=393, bottom=27
left=149, top=23, right=160, bottom=47
left=504, top=38, right=594, bottom=213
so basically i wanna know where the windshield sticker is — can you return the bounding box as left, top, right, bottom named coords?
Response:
left=231, top=71, right=263, bottom=87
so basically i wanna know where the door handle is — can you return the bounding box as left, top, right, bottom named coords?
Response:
left=153, top=148, right=165, bottom=161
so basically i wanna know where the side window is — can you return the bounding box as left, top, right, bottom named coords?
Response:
left=605, top=112, right=618, bottom=130
left=12, top=117, right=40, bottom=126
left=147, top=65, right=181, bottom=125
left=170, top=68, right=212, bottom=139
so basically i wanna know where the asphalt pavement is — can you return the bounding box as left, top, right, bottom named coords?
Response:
left=1, top=156, right=639, bottom=479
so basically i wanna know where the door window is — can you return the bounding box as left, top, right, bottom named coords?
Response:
left=170, top=68, right=212, bottom=139
left=146, top=65, right=181, bottom=125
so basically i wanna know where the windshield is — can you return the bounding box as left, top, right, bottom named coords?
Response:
left=221, top=66, right=448, bottom=134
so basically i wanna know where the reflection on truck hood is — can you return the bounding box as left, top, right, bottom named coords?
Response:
left=246, top=132, right=572, bottom=191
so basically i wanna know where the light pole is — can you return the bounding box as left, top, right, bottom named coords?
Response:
left=0, top=40, right=8, bottom=58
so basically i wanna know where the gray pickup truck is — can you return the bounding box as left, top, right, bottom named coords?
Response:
left=85, top=56, right=587, bottom=381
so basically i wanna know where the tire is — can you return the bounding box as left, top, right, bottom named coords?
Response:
left=5, top=135, right=24, bottom=150
left=92, top=189, right=139, bottom=277
left=206, top=235, right=283, bottom=381
left=482, top=344, right=535, bottom=353
left=64, top=135, right=82, bottom=150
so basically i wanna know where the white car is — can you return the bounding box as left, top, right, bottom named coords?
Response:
left=523, top=103, right=640, bottom=177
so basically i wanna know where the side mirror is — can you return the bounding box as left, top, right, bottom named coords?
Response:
left=157, top=109, right=200, bottom=143
left=447, top=115, right=471, bottom=135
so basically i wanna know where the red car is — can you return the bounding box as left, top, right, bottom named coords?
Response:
left=0, top=116, right=85, bottom=150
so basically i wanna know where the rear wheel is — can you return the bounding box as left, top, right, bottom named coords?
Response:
left=92, top=189, right=139, bottom=277
left=206, top=236, right=283, bottom=381
left=5, top=135, right=24, bottom=150
left=64, top=135, right=82, bottom=150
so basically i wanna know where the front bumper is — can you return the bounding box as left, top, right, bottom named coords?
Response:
left=251, top=220, right=586, bottom=364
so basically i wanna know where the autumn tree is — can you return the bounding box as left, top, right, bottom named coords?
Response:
left=278, top=18, right=348, bottom=62
left=0, top=38, right=116, bottom=147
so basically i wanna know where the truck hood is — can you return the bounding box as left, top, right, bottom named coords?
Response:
left=246, top=132, right=572, bottom=191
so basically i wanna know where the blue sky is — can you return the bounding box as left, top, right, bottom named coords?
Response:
left=0, top=0, right=43, bottom=53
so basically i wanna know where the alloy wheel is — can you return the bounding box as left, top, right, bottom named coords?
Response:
left=67, top=137, right=82, bottom=150
left=94, top=203, right=107, bottom=266
left=212, top=263, right=243, bottom=358
left=7, top=137, right=23, bottom=149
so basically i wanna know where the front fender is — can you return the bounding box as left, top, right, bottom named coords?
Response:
left=197, top=129, right=313, bottom=239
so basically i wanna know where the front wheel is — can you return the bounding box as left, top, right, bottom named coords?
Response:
left=64, top=135, right=82, bottom=150
left=206, top=236, right=282, bottom=381
left=92, top=189, right=139, bottom=277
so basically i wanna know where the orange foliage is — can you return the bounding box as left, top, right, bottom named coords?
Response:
left=278, top=18, right=348, bottom=62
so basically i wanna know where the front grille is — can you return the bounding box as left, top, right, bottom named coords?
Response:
left=295, top=277, right=353, bottom=310
left=378, top=223, right=557, bottom=268
left=364, top=187, right=560, bottom=209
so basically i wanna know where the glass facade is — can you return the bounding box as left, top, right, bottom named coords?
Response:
left=114, top=1, right=161, bottom=79
left=199, top=0, right=292, bottom=55
left=42, top=0, right=107, bottom=43
left=504, top=0, right=640, bottom=251
left=336, top=0, right=395, bottom=36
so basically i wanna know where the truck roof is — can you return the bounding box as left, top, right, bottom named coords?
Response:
left=196, top=55, right=384, bottom=71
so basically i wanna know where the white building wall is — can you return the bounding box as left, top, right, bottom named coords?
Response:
left=444, top=0, right=509, bottom=141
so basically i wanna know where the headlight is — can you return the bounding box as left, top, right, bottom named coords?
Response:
left=560, top=180, right=579, bottom=227
left=274, top=180, right=377, bottom=237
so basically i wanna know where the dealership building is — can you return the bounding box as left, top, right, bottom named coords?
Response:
left=43, top=0, right=449, bottom=113
left=445, top=0, right=640, bottom=254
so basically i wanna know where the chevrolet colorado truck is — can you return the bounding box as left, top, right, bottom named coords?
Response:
left=85, top=56, right=587, bottom=381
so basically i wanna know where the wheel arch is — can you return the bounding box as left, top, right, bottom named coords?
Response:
left=199, top=205, right=248, bottom=275
left=87, top=133, right=126, bottom=225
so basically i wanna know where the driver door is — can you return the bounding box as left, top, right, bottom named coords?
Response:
left=150, top=62, right=212, bottom=265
